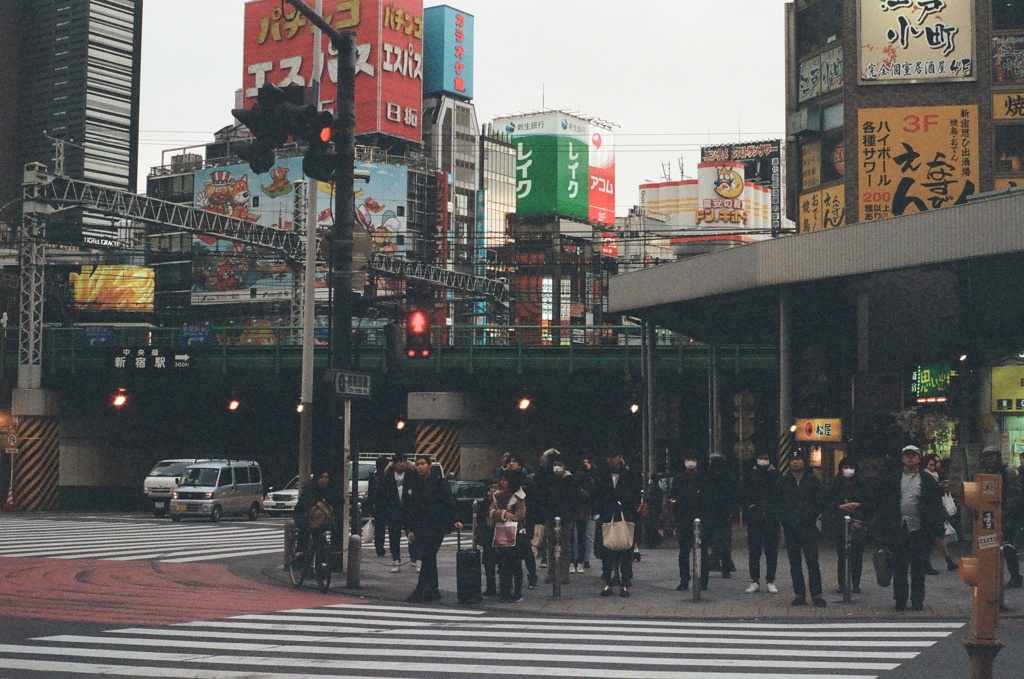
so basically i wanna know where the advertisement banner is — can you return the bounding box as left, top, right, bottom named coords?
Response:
left=696, top=162, right=747, bottom=227
left=859, top=0, right=975, bottom=83
left=599, top=231, right=618, bottom=258
left=70, top=265, right=154, bottom=312
left=423, top=5, right=473, bottom=99
left=994, top=34, right=1024, bottom=84
left=512, top=135, right=589, bottom=220
left=801, top=140, right=821, bottom=190
left=992, top=366, right=1024, bottom=413
left=797, top=183, right=844, bottom=234
left=857, top=105, right=978, bottom=222
left=795, top=418, right=842, bottom=442
left=701, top=140, right=782, bottom=233
left=243, top=0, right=423, bottom=143
left=589, top=127, right=615, bottom=225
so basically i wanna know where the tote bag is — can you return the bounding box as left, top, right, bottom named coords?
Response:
left=492, top=521, right=518, bottom=548
left=602, top=511, right=635, bottom=551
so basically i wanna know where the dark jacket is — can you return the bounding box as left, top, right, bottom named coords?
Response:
left=376, top=466, right=411, bottom=523
left=977, top=461, right=1022, bottom=532
left=535, top=468, right=580, bottom=524
left=776, top=471, right=824, bottom=537
left=742, top=462, right=781, bottom=526
left=402, top=472, right=457, bottom=540
left=707, top=458, right=739, bottom=527
left=576, top=466, right=597, bottom=520
left=875, top=468, right=944, bottom=541
left=671, top=468, right=710, bottom=530
left=825, top=473, right=872, bottom=540
left=294, top=478, right=341, bottom=527
left=593, top=464, right=642, bottom=524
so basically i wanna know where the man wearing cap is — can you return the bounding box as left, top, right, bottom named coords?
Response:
left=876, top=445, right=944, bottom=611
left=978, top=445, right=1023, bottom=589
left=776, top=448, right=827, bottom=607
left=378, top=453, right=412, bottom=572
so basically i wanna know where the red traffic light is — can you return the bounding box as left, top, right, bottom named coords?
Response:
left=408, top=310, right=428, bottom=335
left=405, top=310, right=432, bottom=359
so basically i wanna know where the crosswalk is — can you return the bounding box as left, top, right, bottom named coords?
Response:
left=0, top=515, right=461, bottom=563
left=0, top=602, right=963, bottom=677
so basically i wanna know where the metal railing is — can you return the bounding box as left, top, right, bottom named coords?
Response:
left=0, top=325, right=777, bottom=376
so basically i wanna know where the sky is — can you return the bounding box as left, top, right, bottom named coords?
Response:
left=138, top=0, right=789, bottom=216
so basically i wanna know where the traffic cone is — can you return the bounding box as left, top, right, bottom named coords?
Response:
left=2, top=486, right=15, bottom=511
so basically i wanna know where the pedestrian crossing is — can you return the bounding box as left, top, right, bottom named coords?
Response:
left=0, top=602, right=963, bottom=677
left=0, top=516, right=461, bottom=563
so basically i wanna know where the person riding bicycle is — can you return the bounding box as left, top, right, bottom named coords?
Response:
left=293, top=467, right=339, bottom=560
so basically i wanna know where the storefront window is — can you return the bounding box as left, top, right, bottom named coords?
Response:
left=994, top=0, right=1024, bottom=30
left=995, top=124, right=1024, bottom=172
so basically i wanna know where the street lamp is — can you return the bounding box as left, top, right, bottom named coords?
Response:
left=518, top=396, right=532, bottom=411
left=112, top=388, right=127, bottom=408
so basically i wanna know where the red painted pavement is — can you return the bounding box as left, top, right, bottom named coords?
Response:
left=0, top=557, right=360, bottom=625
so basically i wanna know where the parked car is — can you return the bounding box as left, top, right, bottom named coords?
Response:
left=448, top=479, right=489, bottom=525
left=264, top=475, right=305, bottom=517
left=144, top=458, right=209, bottom=517
left=169, top=460, right=263, bottom=522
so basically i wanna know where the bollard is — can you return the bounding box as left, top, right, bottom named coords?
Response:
left=693, top=518, right=702, bottom=602
left=345, top=532, right=361, bottom=589
left=553, top=517, right=562, bottom=597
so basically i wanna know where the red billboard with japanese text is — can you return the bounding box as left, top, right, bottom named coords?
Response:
left=243, top=0, right=423, bottom=143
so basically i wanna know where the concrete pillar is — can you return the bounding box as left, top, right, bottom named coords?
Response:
left=408, top=392, right=469, bottom=478
left=11, top=388, right=60, bottom=510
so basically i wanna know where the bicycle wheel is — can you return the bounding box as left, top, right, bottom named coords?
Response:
left=287, top=539, right=307, bottom=587
left=314, top=536, right=332, bottom=593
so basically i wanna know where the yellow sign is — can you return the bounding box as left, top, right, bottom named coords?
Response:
left=995, top=177, right=1024, bottom=189
left=801, top=140, right=821, bottom=190
left=994, top=92, right=1024, bottom=120
left=798, top=183, right=845, bottom=234
left=858, top=105, right=979, bottom=222
left=991, top=366, right=1024, bottom=413
left=795, top=418, right=842, bottom=442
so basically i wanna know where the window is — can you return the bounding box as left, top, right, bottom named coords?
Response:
left=995, top=125, right=1024, bottom=172
left=796, top=0, right=843, bottom=58
left=217, top=467, right=234, bottom=487
left=994, top=1, right=1024, bottom=30
left=235, top=466, right=250, bottom=484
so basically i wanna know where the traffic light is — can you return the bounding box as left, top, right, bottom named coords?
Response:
left=959, top=473, right=1005, bottom=671
left=405, top=309, right=432, bottom=359
left=301, top=112, right=338, bottom=182
left=231, top=84, right=293, bottom=174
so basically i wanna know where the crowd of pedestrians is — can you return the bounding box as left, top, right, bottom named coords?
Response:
left=336, top=440, right=1024, bottom=608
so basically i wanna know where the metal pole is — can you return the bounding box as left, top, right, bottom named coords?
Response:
left=345, top=397, right=360, bottom=588
left=843, top=515, right=852, bottom=604
left=693, top=518, right=702, bottom=602
left=645, top=320, right=656, bottom=476
left=552, top=517, right=562, bottom=597
left=297, top=0, right=323, bottom=489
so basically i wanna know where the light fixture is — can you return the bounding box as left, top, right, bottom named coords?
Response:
left=228, top=398, right=240, bottom=411
left=790, top=423, right=797, bottom=433
left=630, top=403, right=640, bottom=414
left=518, top=397, right=532, bottom=411
left=112, top=388, right=127, bottom=408
left=296, top=403, right=304, bottom=413
left=396, top=419, right=406, bottom=430
left=959, top=354, right=968, bottom=362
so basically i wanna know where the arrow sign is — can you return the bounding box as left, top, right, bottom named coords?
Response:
left=174, top=354, right=191, bottom=368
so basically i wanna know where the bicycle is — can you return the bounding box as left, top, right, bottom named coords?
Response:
left=288, top=528, right=332, bottom=593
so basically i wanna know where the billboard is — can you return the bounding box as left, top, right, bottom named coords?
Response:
left=70, top=265, right=154, bottom=313
left=860, top=0, right=975, bottom=83
left=701, top=140, right=782, bottom=233
left=857, top=105, right=978, bottom=222
left=243, top=0, right=423, bottom=143
left=495, top=111, right=615, bottom=223
left=191, top=157, right=408, bottom=305
left=798, top=184, right=845, bottom=234
left=423, top=5, right=473, bottom=99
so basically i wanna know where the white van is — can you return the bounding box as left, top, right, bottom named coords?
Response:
left=169, top=460, right=263, bottom=522
left=144, top=458, right=209, bottom=517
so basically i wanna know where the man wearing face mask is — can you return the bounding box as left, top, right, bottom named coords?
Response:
left=776, top=448, right=826, bottom=607
left=742, top=452, right=780, bottom=594
left=827, top=457, right=871, bottom=594
left=671, top=451, right=712, bottom=592
left=534, top=450, right=578, bottom=585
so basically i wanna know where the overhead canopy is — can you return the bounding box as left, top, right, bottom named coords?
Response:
left=609, top=188, right=1024, bottom=344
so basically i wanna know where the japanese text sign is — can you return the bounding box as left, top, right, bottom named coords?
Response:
left=991, top=365, right=1024, bottom=413
left=857, top=105, right=978, bottom=222
left=795, top=418, right=842, bottom=442
left=423, top=5, right=473, bottom=99
left=860, top=0, right=975, bottom=84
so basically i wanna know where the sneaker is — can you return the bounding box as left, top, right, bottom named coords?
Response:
left=745, top=582, right=759, bottom=594
left=390, top=561, right=401, bottom=573
left=509, top=594, right=523, bottom=603
left=766, top=582, right=779, bottom=594
left=415, top=561, right=422, bottom=573
left=569, top=563, right=578, bottom=574
left=812, top=597, right=827, bottom=608
left=791, top=596, right=806, bottom=606
left=619, top=586, right=630, bottom=597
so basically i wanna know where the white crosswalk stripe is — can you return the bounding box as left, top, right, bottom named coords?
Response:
left=0, top=516, right=458, bottom=563
left=0, top=603, right=962, bottom=678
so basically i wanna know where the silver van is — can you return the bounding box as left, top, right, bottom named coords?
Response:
left=169, top=460, right=263, bottom=522
left=144, top=458, right=210, bottom=517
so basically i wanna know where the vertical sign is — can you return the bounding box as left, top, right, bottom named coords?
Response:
left=423, top=5, right=474, bottom=99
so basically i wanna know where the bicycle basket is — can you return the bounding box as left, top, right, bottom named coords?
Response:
left=306, top=501, right=335, bottom=532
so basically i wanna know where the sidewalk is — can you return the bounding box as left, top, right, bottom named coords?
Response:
left=253, top=526, right=1024, bottom=620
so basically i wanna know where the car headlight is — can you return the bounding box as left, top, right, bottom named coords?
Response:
left=171, top=491, right=178, bottom=499
left=204, top=492, right=213, bottom=499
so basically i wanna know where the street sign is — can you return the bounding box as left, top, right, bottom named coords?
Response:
left=113, top=348, right=191, bottom=370
left=83, top=325, right=115, bottom=347
left=180, top=324, right=213, bottom=347
left=5, top=431, right=18, bottom=448
left=334, top=370, right=371, bottom=397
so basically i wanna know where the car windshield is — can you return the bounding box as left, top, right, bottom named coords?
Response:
left=148, top=462, right=191, bottom=478
left=284, top=476, right=300, bottom=490
left=178, top=467, right=219, bottom=487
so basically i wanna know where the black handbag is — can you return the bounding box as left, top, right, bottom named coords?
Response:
left=873, top=545, right=893, bottom=588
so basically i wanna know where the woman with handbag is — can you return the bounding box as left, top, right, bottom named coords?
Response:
left=922, top=454, right=958, bottom=572
left=594, top=451, right=642, bottom=597
left=827, top=457, right=871, bottom=594
left=489, top=469, right=527, bottom=603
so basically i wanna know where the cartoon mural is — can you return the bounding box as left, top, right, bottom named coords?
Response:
left=353, top=161, right=409, bottom=255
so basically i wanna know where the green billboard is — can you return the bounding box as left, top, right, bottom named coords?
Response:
left=515, top=135, right=589, bottom=219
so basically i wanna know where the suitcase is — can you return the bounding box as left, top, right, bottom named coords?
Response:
left=456, top=501, right=482, bottom=604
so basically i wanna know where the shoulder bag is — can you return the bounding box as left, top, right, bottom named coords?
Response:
left=602, top=510, right=635, bottom=551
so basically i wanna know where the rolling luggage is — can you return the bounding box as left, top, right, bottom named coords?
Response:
left=456, top=502, right=482, bottom=604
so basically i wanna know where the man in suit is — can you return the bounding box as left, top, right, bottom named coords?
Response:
left=402, top=454, right=462, bottom=602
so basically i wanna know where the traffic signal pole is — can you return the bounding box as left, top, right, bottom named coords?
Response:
left=958, top=473, right=1004, bottom=678
left=283, top=1, right=356, bottom=582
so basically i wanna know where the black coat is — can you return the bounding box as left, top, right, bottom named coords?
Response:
left=776, top=472, right=824, bottom=538
left=375, top=468, right=411, bottom=523
left=294, top=479, right=342, bottom=524
left=742, top=464, right=780, bottom=526
left=402, top=473, right=457, bottom=541
left=534, top=469, right=580, bottom=524
left=593, top=465, right=642, bottom=524
left=671, top=469, right=711, bottom=530
left=825, top=474, right=872, bottom=539
left=874, top=469, right=944, bottom=541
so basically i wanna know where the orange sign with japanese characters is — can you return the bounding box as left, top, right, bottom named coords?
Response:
left=857, top=105, right=978, bottom=222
